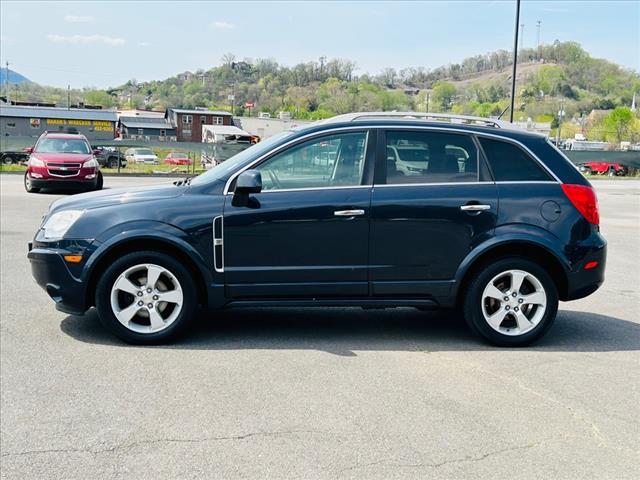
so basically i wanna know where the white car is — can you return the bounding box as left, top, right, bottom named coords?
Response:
left=124, top=148, right=159, bottom=164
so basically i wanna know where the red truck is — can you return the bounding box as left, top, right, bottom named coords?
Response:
left=578, top=162, right=628, bottom=176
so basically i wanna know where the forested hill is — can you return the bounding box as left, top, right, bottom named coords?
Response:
left=6, top=41, right=639, bottom=131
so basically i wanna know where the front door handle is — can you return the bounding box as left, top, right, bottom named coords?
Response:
left=334, top=209, right=365, bottom=217
left=460, top=204, right=491, bottom=212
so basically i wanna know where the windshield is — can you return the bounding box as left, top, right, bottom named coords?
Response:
left=190, top=130, right=295, bottom=186
left=136, top=148, right=154, bottom=155
left=35, top=138, right=90, bottom=154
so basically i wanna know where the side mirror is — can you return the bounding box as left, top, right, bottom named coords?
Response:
left=24, top=146, right=34, bottom=154
left=235, top=170, right=262, bottom=194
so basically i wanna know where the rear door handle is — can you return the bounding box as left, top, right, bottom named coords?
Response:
left=460, top=204, right=491, bottom=211
left=334, top=209, right=365, bottom=217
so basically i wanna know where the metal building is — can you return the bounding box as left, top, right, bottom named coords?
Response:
left=0, top=105, right=117, bottom=140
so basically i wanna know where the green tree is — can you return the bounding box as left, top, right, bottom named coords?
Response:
left=432, top=82, right=456, bottom=111
left=603, top=107, right=634, bottom=144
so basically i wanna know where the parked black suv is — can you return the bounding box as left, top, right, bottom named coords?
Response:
left=28, top=113, right=606, bottom=346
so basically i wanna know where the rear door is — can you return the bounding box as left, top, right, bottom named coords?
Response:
left=369, top=128, right=498, bottom=300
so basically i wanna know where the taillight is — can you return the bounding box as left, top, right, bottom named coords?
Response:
left=561, top=184, right=599, bottom=225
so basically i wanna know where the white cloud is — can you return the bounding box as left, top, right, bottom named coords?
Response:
left=210, top=21, right=235, bottom=30
left=138, top=41, right=152, bottom=47
left=46, top=34, right=125, bottom=47
left=64, top=15, right=95, bottom=23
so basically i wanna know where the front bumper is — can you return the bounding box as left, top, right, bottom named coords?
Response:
left=27, top=244, right=89, bottom=315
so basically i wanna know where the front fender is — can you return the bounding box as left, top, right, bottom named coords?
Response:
left=81, top=220, right=213, bottom=287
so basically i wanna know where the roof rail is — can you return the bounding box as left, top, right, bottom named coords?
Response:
left=320, top=111, right=512, bottom=129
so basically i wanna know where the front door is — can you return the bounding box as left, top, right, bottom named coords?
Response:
left=222, top=130, right=374, bottom=299
left=369, top=128, right=498, bottom=300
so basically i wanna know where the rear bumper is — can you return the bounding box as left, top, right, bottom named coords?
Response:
left=27, top=245, right=89, bottom=315
left=564, top=234, right=607, bottom=301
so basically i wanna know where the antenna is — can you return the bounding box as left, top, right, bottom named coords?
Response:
left=5, top=61, right=9, bottom=104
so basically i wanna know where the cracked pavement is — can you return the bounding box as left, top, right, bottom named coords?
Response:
left=1, top=175, right=639, bottom=479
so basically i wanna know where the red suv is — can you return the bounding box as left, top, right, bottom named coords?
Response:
left=24, top=132, right=103, bottom=193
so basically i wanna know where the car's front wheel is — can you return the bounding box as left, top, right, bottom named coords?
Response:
left=463, top=257, right=558, bottom=347
left=24, top=173, right=41, bottom=193
left=95, top=251, right=197, bottom=344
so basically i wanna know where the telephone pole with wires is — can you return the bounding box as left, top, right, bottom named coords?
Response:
left=509, top=0, right=521, bottom=123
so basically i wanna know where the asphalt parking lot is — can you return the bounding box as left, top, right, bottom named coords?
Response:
left=1, top=174, right=639, bottom=479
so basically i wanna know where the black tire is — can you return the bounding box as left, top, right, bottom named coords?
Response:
left=3, top=155, right=14, bottom=165
left=24, top=173, right=41, bottom=193
left=94, top=171, right=103, bottom=190
left=108, top=157, right=118, bottom=169
left=463, top=257, right=558, bottom=347
left=95, top=251, right=198, bottom=344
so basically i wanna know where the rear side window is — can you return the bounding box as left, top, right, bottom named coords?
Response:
left=479, top=138, right=552, bottom=181
left=384, top=130, right=478, bottom=184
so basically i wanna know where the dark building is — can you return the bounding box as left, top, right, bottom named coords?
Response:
left=0, top=105, right=117, bottom=140
left=119, top=116, right=177, bottom=141
left=165, top=108, right=233, bottom=142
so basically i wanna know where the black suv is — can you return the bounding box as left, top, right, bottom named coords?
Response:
left=28, top=113, right=606, bottom=346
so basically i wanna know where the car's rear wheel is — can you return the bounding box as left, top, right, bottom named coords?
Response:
left=24, top=173, right=40, bottom=193
left=463, top=257, right=558, bottom=347
left=108, top=157, right=119, bottom=168
left=95, top=251, right=197, bottom=344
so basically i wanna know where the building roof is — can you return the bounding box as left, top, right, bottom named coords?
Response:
left=0, top=105, right=117, bottom=121
left=167, top=108, right=232, bottom=116
left=119, top=116, right=175, bottom=129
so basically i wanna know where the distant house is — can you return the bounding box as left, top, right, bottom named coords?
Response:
left=119, top=116, right=177, bottom=141
left=165, top=108, right=233, bottom=142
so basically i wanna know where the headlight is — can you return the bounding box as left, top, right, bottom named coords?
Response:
left=29, top=156, right=45, bottom=167
left=83, top=157, right=99, bottom=168
left=41, top=210, right=84, bottom=240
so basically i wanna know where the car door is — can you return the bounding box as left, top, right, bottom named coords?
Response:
left=369, top=128, right=498, bottom=300
left=222, top=129, right=375, bottom=299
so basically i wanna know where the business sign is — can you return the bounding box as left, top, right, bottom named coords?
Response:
left=244, top=102, right=254, bottom=108
left=227, top=94, right=235, bottom=101
left=45, top=118, right=113, bottom=132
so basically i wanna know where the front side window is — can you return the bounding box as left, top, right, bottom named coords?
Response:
left=479, top=138, right=552, bottom=182
left=384, top=130, right=478, bottom=184
left=255, top=131, right=367, bottom=191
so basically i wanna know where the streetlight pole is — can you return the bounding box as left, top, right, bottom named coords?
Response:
left=509, top=0, right=521, bottom=123
left=556, top=100, right=565, bottom=146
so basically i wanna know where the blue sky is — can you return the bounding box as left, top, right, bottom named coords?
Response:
left=1, top=1, right=638, bottom=88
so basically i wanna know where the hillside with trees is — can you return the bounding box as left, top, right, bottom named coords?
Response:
left=4, top=41, right=640, bottom=142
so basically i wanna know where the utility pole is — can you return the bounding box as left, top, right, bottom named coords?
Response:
left=67, top=85, right=71, bottom=109
left=519, top=23, right=524, bottom=51
left=536, top=20, right=542, bottom=58
left=426, top=92, right=430, bottom=112
left=5, top=61, right=9, bottom=104
left=556, top=100, right=565, bottom=146
left=509, top=0, right=521, bottom=123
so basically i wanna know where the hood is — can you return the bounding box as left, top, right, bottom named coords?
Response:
left=49, top=182, right=187, bottom=214
left=32, top=153, right=93, bottom=164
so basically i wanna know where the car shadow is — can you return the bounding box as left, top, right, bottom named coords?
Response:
left=37, top=187, right=112, bottom=195
left=60, top=308, right=640, bottom=355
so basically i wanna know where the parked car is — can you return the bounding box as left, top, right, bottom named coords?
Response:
left=24, top=131, right=103, bottom=193
left=124, top=148, right=159, bottom=164
left=578, top=161, right=627, bottom=176
left=28, top=112, right=606, bottom=347
left=164, top=152, right=192, bottom=165
left=93, top=146, right=127, bottom=169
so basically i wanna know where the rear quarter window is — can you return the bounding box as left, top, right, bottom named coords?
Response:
left=479, top=137, right=552, bottom=182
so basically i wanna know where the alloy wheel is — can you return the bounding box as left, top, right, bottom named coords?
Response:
left=109, top=263, right=183, bottom=334
left=481, top=269, right=547, bottom=336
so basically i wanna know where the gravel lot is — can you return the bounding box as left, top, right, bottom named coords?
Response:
left=1, top=174, right=639, bottom=479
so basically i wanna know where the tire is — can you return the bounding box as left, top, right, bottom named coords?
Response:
left=95, top=251, right=198, bottom=344
left=3, top=155, right=14, bottom=165
left=94, top=171, right=104, bottom=190
left=108, top=157, right=119, bottom=169
left=24, top=173, right=41, bottom=193
left=463, top=257, right=558, bottom=347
